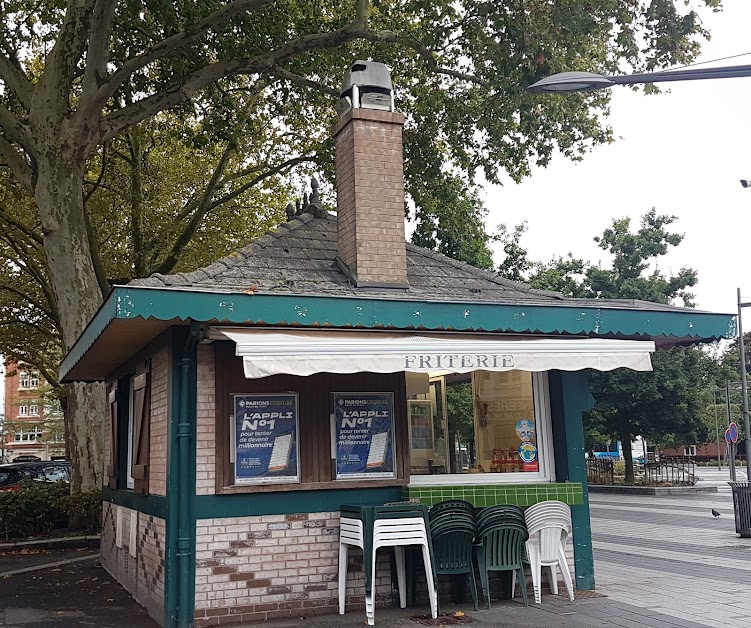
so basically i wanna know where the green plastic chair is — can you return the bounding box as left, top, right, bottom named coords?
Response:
left=476, top=521, right=529, bottom=609
left=477, top=504, right=525, bottom=530
left=430, top=512, right=478, bottom=533
left=429, top=499, right=476, bottom=521
left=431, top=525, right=479, bottom=611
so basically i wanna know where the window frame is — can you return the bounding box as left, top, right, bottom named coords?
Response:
left=408, top=372, right=556, bottom=486
left=126, top=377, right=135, bottom=490
left=19, top=371, right=39, bottom=389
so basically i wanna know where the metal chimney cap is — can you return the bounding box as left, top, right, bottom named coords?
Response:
left=340, top=60, right=393, bottom=96
left=339, top=60, right=394, bottom=115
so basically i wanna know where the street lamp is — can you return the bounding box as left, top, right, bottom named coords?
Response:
left=528, top=64, right=751, bottom=94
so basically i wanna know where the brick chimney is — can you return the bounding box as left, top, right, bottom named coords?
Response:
left=333, top=61, right=408, bottom=288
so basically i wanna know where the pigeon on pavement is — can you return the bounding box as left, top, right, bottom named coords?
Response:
left=712, top=509, right=721, bottom=518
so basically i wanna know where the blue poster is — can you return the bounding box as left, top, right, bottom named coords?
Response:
left=334, top=393, right=395, bottom=479
left=233, top=394, right=299, bottom=484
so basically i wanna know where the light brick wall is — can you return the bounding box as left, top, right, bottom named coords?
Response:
left=194, top=512, right=392, bottom=626
left=149, top=347, right=169, bottom=496
left=334, top=108, right=408, bottom=286
left=196, top=345, right=217, bottom=495
left=101, top=502, right=166, bottom=624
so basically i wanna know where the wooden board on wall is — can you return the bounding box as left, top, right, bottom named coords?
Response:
left=214, top=341, right=409, bottom=493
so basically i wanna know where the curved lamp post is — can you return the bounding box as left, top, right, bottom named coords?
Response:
left=529, top=64, right=751, bottom=485
left=528, top=64, right=751, bottom=93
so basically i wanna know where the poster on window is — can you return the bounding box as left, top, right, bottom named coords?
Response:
left=233, top=394, right=299, bottom=484
left=333, top=393, right=395, bottom=479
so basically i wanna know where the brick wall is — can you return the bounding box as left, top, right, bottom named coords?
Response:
left=149, top=347, right=169, bottom=496
left=334, top=108, right=408, bottom=286
left=196, top=345, right=217, bottom=495
left=194, top=512, right=392, bottom=626
left=101, top=502, right=166, bottom=624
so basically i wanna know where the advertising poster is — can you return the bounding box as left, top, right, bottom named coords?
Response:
left=333, top=392, right=395, bottom=479
left=233, top=394, right=299, bottom=484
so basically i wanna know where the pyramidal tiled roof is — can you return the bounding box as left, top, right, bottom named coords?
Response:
left=128, top=211, right=703, bottom=313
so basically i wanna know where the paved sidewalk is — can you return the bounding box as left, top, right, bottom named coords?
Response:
left=591, top=483, right=751, bottom=628
left=2, top=483, right=748, bottom=627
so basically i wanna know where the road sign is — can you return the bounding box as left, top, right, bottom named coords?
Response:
left=726, top=422, right=739, bottom=444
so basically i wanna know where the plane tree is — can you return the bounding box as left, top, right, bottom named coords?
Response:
left=0, top=0, right=721, bottom=488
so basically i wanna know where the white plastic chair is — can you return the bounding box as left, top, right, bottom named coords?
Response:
left=339, top=516, right=438, bottom=626
left=515, top=501, right=575, bottom=604
left=338, top=517, right=365, bottom=615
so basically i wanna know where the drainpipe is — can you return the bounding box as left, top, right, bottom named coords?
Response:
left=176, top=322, right=200, bottom=627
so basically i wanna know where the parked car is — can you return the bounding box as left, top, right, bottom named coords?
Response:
left=0, top=461, right=71, bottom=492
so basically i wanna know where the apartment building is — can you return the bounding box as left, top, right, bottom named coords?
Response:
left=2, top=359, right=66, bottom=462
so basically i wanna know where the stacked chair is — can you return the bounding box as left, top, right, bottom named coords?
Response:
left=520, top=500, right=575, bottom=604
left=428, top=500, right=479, bottom=611
left=338, top=503, right=438, bottom=626
left=476, top=504, right=529, bottom=608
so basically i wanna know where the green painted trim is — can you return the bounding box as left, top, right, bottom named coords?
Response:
left=404, top=483, right=583, bottom=507
left=549, top=370, right=596, bottom=591
left=59, top=294, right=117, bottom=378
left=195, top=487, right=402, bottom=519
left=164, top=331, right=181, bottom=628
left=102, top=488, right=168, bottom=519
left=61, top=286, right=736, bottom=380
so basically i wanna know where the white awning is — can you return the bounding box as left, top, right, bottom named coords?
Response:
left=212, top=329, right=654, bottom=379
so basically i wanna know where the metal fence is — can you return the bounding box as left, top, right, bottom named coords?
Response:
left=586, top=457, right=614, bottom=485
left=644, top=456, right=696, bottom=486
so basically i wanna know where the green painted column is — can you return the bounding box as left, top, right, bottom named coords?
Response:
left=548, top=370, right=596, bottom=590
left=164, top=326, right=199, bottom=627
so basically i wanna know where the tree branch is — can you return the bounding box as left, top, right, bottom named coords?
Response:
left=83, top=144, right=108, bottom=204
left=80, top=0, right=118, bottom=108
left=0, top=51, right=32, bottom=109
left=38, top=0, right=98, bottom=118
left=1, top=235, right=60, bottom=326
left=0, top=135, right=32, bottom=193
left=358, top=31, right=488, bottom=86
left=92, top=0, right=275, bottom=114
left=267, top=68, right=338, bottom=97
left=171, top=141, right=236, bottom=224
left=153, top=152, right=315, bottom=276
left=100, top=20, right=375, bottom=142
left=205, top=154, right=317, bottom=214
left=0, top=104, right=33, bottom=154
left=0, top=206, right=43, bottom=245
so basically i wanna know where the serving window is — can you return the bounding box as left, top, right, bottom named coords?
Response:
left=407, top=370, right=554, bottom=485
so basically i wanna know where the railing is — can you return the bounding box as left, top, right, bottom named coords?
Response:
left=586, top=457, right=614, bottom=485
left=644, top=456, right=696, bottom=486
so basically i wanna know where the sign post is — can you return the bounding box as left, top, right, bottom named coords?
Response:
left=726, top=419, right=739, bottom=482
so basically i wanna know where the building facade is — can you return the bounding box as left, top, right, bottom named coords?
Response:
left=2, top=360, right=66, bottom=462
left=59, top=62, right=735, bottom=628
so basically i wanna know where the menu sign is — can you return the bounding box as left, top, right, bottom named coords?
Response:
left=333, top=393, right=395, bottom=480
left=233, top=394, right=299, bottom=484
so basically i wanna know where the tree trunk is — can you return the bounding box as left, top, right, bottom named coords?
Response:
left=60, top=382, right=105, bottom=490
left=620, top=430, right=634, bottom=484
left=35, top=153, right=105, bottom=491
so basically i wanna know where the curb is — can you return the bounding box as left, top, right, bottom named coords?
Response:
left=0, top=552, right=100, bottom=577
left=0, top=535, right=100, bottom=551
left=588, top=484, right=718, bottom=495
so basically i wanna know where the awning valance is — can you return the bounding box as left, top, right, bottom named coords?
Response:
left=212, top=329, right=654, bottom=379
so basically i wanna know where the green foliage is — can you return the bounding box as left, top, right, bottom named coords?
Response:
left=445, top=381, right=475, bottom=444
left=410, top=176, right=494, bottom=270
left=0, top=483, right=101, bottom=540
left=495, top=222, right=532, bottom=282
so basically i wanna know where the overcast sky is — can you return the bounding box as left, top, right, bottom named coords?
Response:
left=483, top=1, right=750, bottom=327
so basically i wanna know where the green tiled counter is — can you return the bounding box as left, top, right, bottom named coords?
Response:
left=405, top=483, right=583, bottom=507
